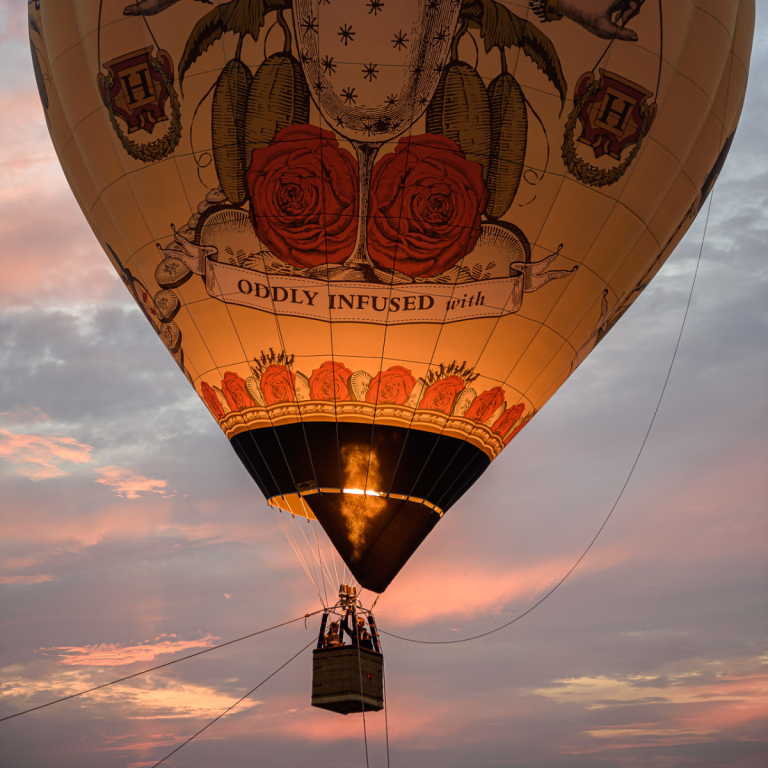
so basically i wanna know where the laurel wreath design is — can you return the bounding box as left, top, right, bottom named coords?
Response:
left=561, top=78, right=651, bottom=188
left=102, top=54, right=182, bottom=164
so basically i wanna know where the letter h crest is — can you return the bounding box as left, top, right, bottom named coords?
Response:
left=98, top=46, right=173, bottom=134
left=575, top=69, right=657, bottom=160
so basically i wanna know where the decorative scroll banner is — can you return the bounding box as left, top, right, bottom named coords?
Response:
left=159, top=223, right=576, bottom=325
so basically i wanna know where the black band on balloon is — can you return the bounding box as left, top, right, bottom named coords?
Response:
left=231, top=422, right=489, bottom=509
left=230, top=423, right=490, bottom=592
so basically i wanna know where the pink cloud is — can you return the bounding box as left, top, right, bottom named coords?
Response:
left=376, top=549, right=627, bottom=626
left=99, top=733, right=179, bottom=753
left=0, top=573, right=54, bottom=585
left=0, top=88, right=122, bottom=307
left=0, top=428, right=92, bottom=479
left=47, top=633, right=218, bottom=667
left=3, top=555, right=43, bottom=570
left=0, top=491, right=286, bottom=557
left=94, top=466, right=174, bottom=499
left=0, top=405, right=51, bottom=424
left=535, top=666, right=768, bottom=753
left=271, top=694, right=462, bottom=746
left=1, top=665, right=259, bottom=720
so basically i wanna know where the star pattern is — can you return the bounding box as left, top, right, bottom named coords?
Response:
left=301, top=13, right=318, bottom=35
left=338, top=24, right=355, bottom=45
left=321, top=56, right=337, bottom=75
left=434, top=26, right=450, bottom=44
left=392, top=30, right=409, bottom=50
left=294, top=4, right=445, bottom=137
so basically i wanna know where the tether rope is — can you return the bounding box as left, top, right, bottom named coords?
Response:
left=381, top=638, right=391, bottom=768
left=0, top=611, right=321, bottom=723
left=149, top=638, right=315, bottom=767
left=381, top=192, right=716, bottom=645
left=356, top=636, right=371, bottom=768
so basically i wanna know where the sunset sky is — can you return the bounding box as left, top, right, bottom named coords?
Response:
left=1, top=1, right=767, bottom=766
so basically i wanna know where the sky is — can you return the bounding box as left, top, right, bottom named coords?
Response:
left=1, top=1, right=767, bottom=767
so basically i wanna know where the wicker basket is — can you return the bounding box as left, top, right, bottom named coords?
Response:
left=311, top=647, right=384, bottom=714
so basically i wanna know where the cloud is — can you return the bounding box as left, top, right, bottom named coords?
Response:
left=0, top=428, right=92, bottom=479
left=47, top=634, right=218, bottom=667
left=0, top=4, right=766, bottom=767
left=121, top=681, right=261, bottom=720
left=0, top=665, right=259, bottom=720
left=378, top=548, right=628, bottom=626
left=0, top=573, right=54, bottom=585
left=530, top=662, right=768, bottom=750
left=94, top=466, right=174, bottom=499
left=0, top=405, right=50, bottom=424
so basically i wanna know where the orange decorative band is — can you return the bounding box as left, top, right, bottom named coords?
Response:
left=220, top=401, right=508, bottom=461
left=199, top=352, right=534, bottom=461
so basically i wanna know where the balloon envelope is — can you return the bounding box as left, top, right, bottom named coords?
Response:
left=32, top=0, right=754, bottom=591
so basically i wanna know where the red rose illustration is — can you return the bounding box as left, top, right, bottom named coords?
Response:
left=491, top=403, right=525, bottom=437
left=201, top=381, right=225, bottom=420
left=367, top=134, right=488, bottom=278
left=260, top=364, right=296, bottom=406
left=246, top=125, right=359, bottom=269
left=309, top=360, right=353, bottom=401
left=365, top=365, right=416, bottom=405
left=464, top=387, right=505, bottom=423
left=221, top=371, right=256, bottom=411
left=418, top=375, right=465, bottom=414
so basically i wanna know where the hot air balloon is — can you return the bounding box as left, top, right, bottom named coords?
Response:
left=30, top=0, right=753, bottom=609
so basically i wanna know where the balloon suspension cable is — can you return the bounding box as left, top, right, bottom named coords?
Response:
left=273, top=507, right=326, bottom=607
left=0, top=611, right=322, bottom=724
left=272, top=500, right=359, bottom=610
left=297, top=496, right=335, bottom=600
left=292, top=510, right=327, bottom=601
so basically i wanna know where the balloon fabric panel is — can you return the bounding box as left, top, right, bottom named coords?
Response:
left=32, top=0, right=754, bottom=592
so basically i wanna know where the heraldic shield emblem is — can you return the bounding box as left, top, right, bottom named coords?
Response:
left=97, top=46, right=181, bottom=163
left=99, top=46, right=172, bottom=134
left=562, top=68, right=658, bottom=188
left=575, top=70, right=658, bottom=160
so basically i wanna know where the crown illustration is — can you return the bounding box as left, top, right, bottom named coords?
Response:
left=423, top=361, right=479, bottom=387
left=251, top=348, right=295, bottom=379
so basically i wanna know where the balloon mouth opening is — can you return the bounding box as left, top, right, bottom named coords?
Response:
left=273, top=490, right=444, bottom=593
left=268, top=489, right=443, bottom=520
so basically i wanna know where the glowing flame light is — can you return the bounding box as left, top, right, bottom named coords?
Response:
left=343, top=488, right=381, bottom=496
